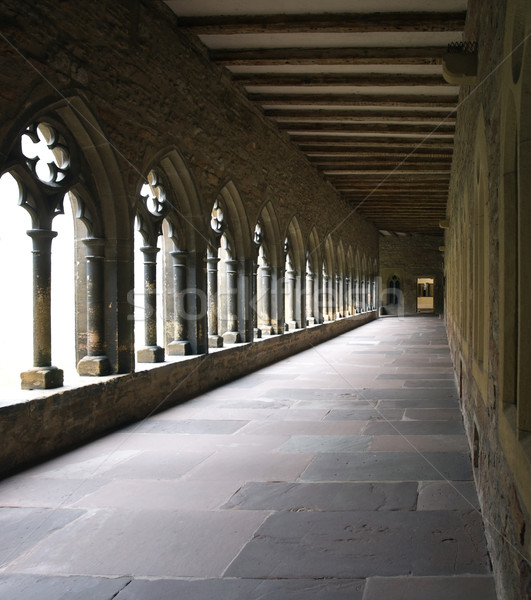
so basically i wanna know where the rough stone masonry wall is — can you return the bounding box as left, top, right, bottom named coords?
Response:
left=0, top=0, right=377, bottom=253
left=379, top=234, right=444, bottom=316
left=445, top=0, right=531, bottom=598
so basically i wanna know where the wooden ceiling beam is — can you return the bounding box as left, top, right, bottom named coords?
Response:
left=290, top=134, right=453, bottom=143
left=281, top=122, right=454, bottom=134
left=211, top=46, right=448, bottom=66
left=248, top=92, right=458, bottom=106
left=180, top=12, right=467, bottom=34
left=298, top=144, right=453, bottom=154
left=266, top=109, right=456, bottom=121
left=233, top=72, right=448, bottom=86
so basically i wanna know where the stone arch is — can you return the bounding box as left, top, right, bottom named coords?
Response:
left=283, top=216, right=306, bottom=330
left=255, top=201, right=282, bottom=335
left=323, top=236, right=336, bottom=321
left=217, top=180, right=252, bottom=260
left=306, top=227, right=322, bottom=324
left=0, top=96, right=132, bottom=388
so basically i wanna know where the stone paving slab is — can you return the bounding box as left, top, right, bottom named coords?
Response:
left=222, top=481, right=418, bottom=511
left=115, top=578, right=365, bottom=600
left=418, top=481, right=480, bottom=511
left=377, top=398, right=459, bottom=409
left=72, top=478, right=240, bottom=510
left=0, top=476, right=104, bottom=508
left=324, top=408, right=405, bottom=421
left=0, top=574, right=131, bottom=600
left=0, top=508, right=85, bottom=568
left=278, top=435, right=372, bottom=453
left=368, top=434, right=469, bottom=453
left=362, top=575, right=497, bottom=600
left=121, top=419, right=248, bottom=434
left=8, top=509, right=269, bottom=578
left=363, top=420, right=464, bottom=435
left=360, top=388, right=458, bottom=401
left=182, top=449, right=313, bottom=483
left=301, top=452, right=473, bottom=482
left=403, top=408, right=463, bottom=421
left=225, top=510, right=491, bottom=579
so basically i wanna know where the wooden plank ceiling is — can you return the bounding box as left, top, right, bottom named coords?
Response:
left=165, top=0, right=466, bottom=236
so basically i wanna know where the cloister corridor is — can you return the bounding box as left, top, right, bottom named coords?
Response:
left=0, top=317, right=497, bottom=599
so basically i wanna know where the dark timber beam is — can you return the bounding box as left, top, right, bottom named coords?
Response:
left=266, top=109, right=456, bottom=122
left=211, top=46, right=448, bottom=66
left=298, top=144, right=454, bottom=154
left=311, top=162, right=452, bottom=170
left=280, top=122, right=455, bottom=134
left=233, top=73, right=448, bottom=86
left=290, top=134, right=454, bottom=143
left=248, top=93, right=458, bottom=106
left=179, top=12, right=467, bottom=34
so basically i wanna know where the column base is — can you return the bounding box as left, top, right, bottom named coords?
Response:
left=167, top=340, right=192, bottom=356
left=21, top=366, right=63, bottom=390
left=261, top=326, right=276, bottom=335
left=77, top=355, right=112, bottom=376
left=137, top=345, right=165, bottom=363
left=307, top=317, right=316, bottom=326
left=223, top=331, right=242, bottom=344
left=285, top=320, right=299, bottom=331
left=208, top=334, right=223, bottom=348
left=253, top=327, right=262, bottom=339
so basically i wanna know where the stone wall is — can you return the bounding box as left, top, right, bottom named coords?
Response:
left=379, top=234, right=444, bottom=316
left=445, top=0, right=531, bottom=598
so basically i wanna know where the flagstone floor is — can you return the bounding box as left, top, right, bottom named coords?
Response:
left=0, top=316, right=497, bottom=599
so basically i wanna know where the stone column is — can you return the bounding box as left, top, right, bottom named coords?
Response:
left=306, top=270, right=315, bottom=325
left=285, top=268, right=299, bottom=330
left=345, top=276, right=351, bottom=316
left=259, top=265, right=274, bottom=335
left=252, top=262, right=262, bottom=339
left=168, top=250, right=191, bottom=355
left=223, top=259, right=241, bottom=344
left=207, top=251, right=223, bottom=348
left=137, top=245, right=164, bottom=363
left=77, top=237, right=111, bottom=376
left=336, top=275, right=343, bottom=319
left=329, top=273, right=336, bottom=321
left=21, top=229, right=63, bottom=389
left=322, top=272, right=329, bottom=321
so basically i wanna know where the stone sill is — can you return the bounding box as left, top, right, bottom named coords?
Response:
left=0, top=312, right=376, bottom=477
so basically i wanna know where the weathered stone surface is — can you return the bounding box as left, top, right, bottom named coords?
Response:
left=222, top=481, right=418, bottom=511
left=362, top=576, right=497, bottom=600
left=115, top=578, right=365, bottom=600
left=225, top=510, right=491, bottom=578
left=0, top=575, right=131, bottom=600
left=301, top=452, right=473, bottom=482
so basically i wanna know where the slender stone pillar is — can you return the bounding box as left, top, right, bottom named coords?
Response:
left=21, top=229, right=63, bottom=389
left=252, top=262, right=262, bottom=339
left=329, top=274, right=336, bottom=321
left=322, top=273, right=329, bottom=321
left=77, top=237, right=111, bottom=376
left=223, top=259, right=241, bottom=344
left=207, top=251, right=223, bottom=348
left=345, top=276, right=351, bottom=316
left=259, top=265, right=274, bottom=334
left=137, top=245, right=164, bottom=363
left=168, top=250, right=191, bottom=355
left=306, top=271, right=316, bottom=325
left=285, top=268, right=299, bottom=330
left=336, top=275, right=343, bottom=319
